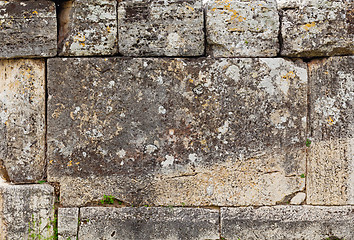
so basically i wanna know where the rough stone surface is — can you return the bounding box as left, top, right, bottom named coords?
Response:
left=0, top=0, right=57, bottom=58
left=58, top=0, right=117, bottom=56
left=221, top=206, right=354, bottom=240
left=78, top=207, right=219, bottom=240
left=307, top=56, right=354, bottom=205
left=0, top=183, right=55, bottom=240
left=280, top=0, right=354, bottom=57
left=47, top=57, right=307, bottom=206
left=206, top=0, right=279, bottom=57
left=118, top=0, right=204, bottom=56
left=0, top=59, right=45, bottom=183
left=58, top=208, right=79, bottom=240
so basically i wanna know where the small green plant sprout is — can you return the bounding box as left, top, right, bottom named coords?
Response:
left=181, top=202, right=186, bottom=207
left=28, top=213, right=58, bottom=240
left=305, top=138, right=311, bottom=147
left=100, top=195, right=115, bottom=204
left=117, top=200, right=123, bottom=205
left=300, top=173, right=306, bottom=178
left=37, top=180, right=46, bottom=184
left=244, top=40, right=248, bottom=44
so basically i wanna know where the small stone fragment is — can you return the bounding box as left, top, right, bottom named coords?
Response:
left=58, top=208, right=79, bottom=240
left=290, top=192, right=306, bottom=204
left=280, top=0, right=354, bottom=57
left=0, top=0, right=57, bottom=58
left=307, top=56, right=354, bottom=205
left=221, top=206, right=354, bottom=240
left=58, top=0, right=117, bottom=56
left=78, top=207, right=219, bottom=240
left=0, top=59, right=45, bottom=183
left=206, top=0, right=280, bottom=57
left=118, top=0, right=204, bottom=56
left=0, top=183, right=55, bottom=239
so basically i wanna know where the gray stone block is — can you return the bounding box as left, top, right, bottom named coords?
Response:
left=58, top=208, right=79, bottom=240
left=206, top=0, right=279, bottom=57
left=0, top=183, right=55, bottom=240
left=78, top=207, right=219, bottom=240
left=0, top=59, right=45, bottom=183
left=221, top=206, right=354, bottom=240
left=280, top=0, right=354, bottom=57
left=307, top=56, right=354, bottom=205
left=0, top=0, right=57, bottom=58
left=47, top=57, right=307, bottom=206
left=58, top=0, right=117, bottom=56
left=118, top=0, right=204, bottom=56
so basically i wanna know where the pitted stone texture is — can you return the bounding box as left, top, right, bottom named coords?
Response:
left=280, top=0, right=354, bottom=57
left=0, top=59, right=45, bottom=183
left=206, top=0, right=279, bottom=57
left=47, top=58, right=307, bottom=206
left=58, top=0, right=117, bottom=56
left=118, top=0, right=204, bottom=56
left=0, top=183, right=55, bottom=240
left=221, top=206, right=354, bottom=240
left=0, top=0, right=57, bottom=58
left=307, top=56, right=354, bottom=205
left=58, top=208, right=79, bottom=240
left=78, top=207, right=219, bottom=240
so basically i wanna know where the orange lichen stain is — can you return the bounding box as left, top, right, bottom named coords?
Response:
left=73, top=34, right=86, bottom=44
left=228, top=27, right=242, bottom=32
left=32, top=11, right=38, bottom=15
left=49, top=160, right=53, bottom=164
left=200, top=139, right=207, bottom=145
left=282, top=71, right=296, bottom=80
left=302, top=22, right=316, bottom=31
left=75, top=162, right=80, bottom=165
left=325, top=71, right=329, bottom=74
left=327, top=117, right=334, bottom=126
left=106, top=26, right=111, bottom=33
left=186, top=5, right=194, bottom=11
left=67, top=160, right=73, bottom=167
left=189, top=79, right=194, bottom=83
left=80, top=43, right=85, bottom=47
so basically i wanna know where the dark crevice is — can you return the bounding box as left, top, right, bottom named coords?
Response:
left=56, top=0, right=73, bottom=55
left=203, top=5, right=207, bottom=57
left=0, top=160, right=10, bottom=182
left=42, top=59, right=48, bottom=182
left=277, top=9, right=284, bottom=56
left=77, top=207, right=81, bottom=240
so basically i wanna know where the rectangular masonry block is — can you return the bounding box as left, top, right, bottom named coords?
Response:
left=307, top=56, right=354, bottom=205
left=47, top=57, right=307, bottom=207
left=280, top=0, right=354, bottom=57
left=206, top=0, right=279, bottom=57
left=0, top=0, right=57, bottom=58
left=118, top=0, right=204, bottom=56
left=58, top=208, right=79, bottom=240
left=0, top=59, right=45, bottom=183
left=221, top=206, right=354, bottom=240
left=78, top=207, right=219, bottom=240
left=0, top=183, right=55, bottom=240
left=58, top=0, right=117, bottom=56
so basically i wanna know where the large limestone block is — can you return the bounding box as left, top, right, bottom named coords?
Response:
left=118, top=0, right=204, bottom=56
left=78, top=207, right=219, bottom=240
left=58, top=0, right=117, bottom=56
left=47, top=57, right=307, bottom=206
left=307, top=56, right=354, bottom=205
left=221, top=206, right=354, bottom=240
left=58, top=208, right=79, bottom=240
left=0, top=59, right=45, bottom=183
left=0, top=183, right=55, bottom=240
left=206, top=0, right=280, bottom=57
left=280, top=0, right=354, bottom=57
left=0, top=0, right=57, bottom=58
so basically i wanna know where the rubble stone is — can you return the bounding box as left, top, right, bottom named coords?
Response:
left=0, top=0, right=57, bottom=58
left=206, top=0, right=280, bottom=57
left=0, top=59, right=45, bottom=183
left=221, top=206, right=354, bottom=240
left=118, top=0, right=204, bottom=56
left=307, top=56, right=354, bottom=205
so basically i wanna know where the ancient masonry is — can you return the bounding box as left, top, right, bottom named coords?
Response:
left=0, top=0, right=353, bottom=239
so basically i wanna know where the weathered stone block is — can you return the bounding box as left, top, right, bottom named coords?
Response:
left=58, top=208, right=79, bottom=240
left=0, top=0, right=57, bottom=58
left=221, top=206, right=354, bottom=240
left=206, top=0, right=279, bottom=57
left=78, top=207, right=219, bottom=240
left=0, top=183, right=55, bottom=240
left=47, top=57, right=307, bottom=206
left=118, top=0, right=204, bottom=56
left=58, top=0, right=117, bottom=56
left=280, top=0, right=354, bottom=57
left=307, top=56, right=354, bottom=205
left=0, top=59, right=45, bottom=183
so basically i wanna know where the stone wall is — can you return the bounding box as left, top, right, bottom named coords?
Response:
left=0, top=0, right=353, bottom=239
